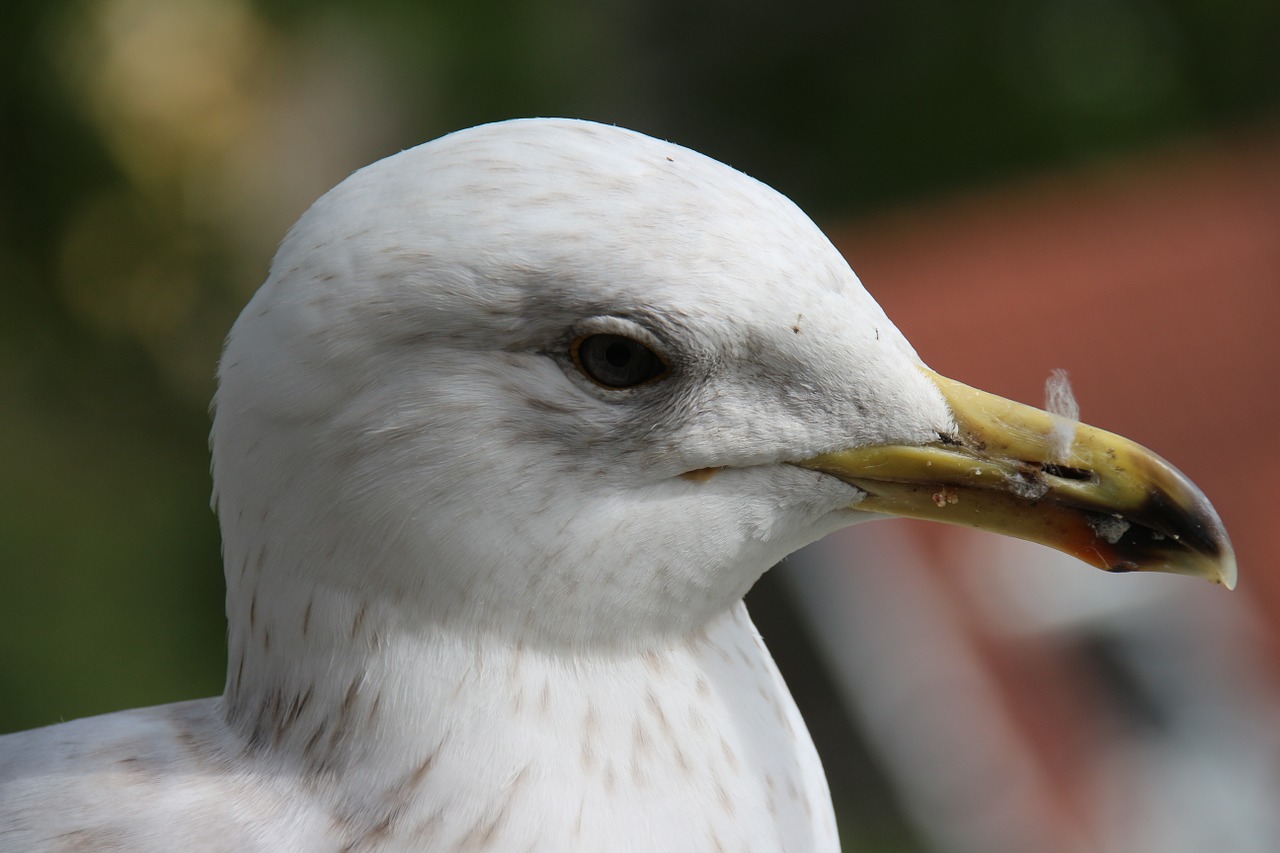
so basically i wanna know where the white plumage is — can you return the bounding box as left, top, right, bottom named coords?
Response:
left=5, top=118, right=1221, bottom=851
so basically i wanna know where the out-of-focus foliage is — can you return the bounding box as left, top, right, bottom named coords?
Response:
left=2, top=0, right=1276, bottom=848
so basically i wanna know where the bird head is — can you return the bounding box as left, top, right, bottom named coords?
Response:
left=212, top=119, right=1233, bottom=651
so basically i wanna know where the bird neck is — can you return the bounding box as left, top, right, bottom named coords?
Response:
left=220, top=574, right=762, bottom=772
left=221, top=573, right=773, bottom=773
left=219, top=587, right=836, bottom=848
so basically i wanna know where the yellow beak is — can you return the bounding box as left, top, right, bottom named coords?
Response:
left=799, top=369, right=1236, bottom=589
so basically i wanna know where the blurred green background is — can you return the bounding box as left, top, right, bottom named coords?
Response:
left=3, top=0, right=1277, bottom=848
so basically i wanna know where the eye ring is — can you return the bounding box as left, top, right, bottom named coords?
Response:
left=571, top=333, right=670, bottom=389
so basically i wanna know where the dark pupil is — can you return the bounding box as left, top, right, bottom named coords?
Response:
left=605, top=341, right=631, bottom=368
left=578, top=334, right=665, bottom=388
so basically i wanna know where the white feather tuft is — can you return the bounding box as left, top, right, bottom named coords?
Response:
left=1045, top=368, right=1079, bottom=462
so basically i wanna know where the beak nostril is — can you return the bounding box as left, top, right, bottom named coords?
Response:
left=1042, top=462, right=1092, bottom=481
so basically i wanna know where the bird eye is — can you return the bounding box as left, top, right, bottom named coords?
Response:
left=572, top=333, right=669, bottom=389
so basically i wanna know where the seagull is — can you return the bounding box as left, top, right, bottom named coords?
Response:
left=0, top=118, right=1235, bottom=852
